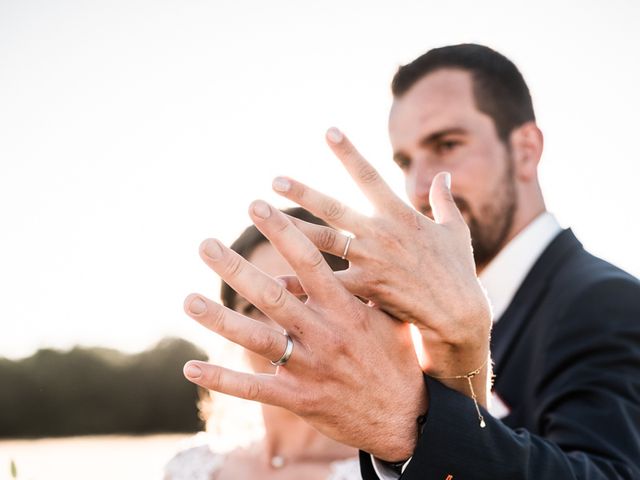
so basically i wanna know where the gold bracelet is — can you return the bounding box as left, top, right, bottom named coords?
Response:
left=431, top=359, right=488, bottom=428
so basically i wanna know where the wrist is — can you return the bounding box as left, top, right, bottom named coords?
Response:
left=429, top=356, right=491, bottom=424
left=372, top=412, right=428, bottom=462
left=421, top=336, right=490, bottom=378
left=435, top=281, right=493, bottom=349
left=368, top=378, right=428, bottom=461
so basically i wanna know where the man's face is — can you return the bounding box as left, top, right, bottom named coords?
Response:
left=389, top=68, right=517, bottom=269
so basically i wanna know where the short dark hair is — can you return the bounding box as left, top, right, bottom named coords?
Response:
left=220, top=207, right=348, bottom=310
left=391, top=43, right=535, bottom=142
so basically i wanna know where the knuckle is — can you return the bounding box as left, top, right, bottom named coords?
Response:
left=204, top=367, right=223, bottom=390
left=376, top=226, right=403, bottom=251
left=328, top=331, right=349, bottom=354
left=322, top=200, right=346, bottom=221
left=344, top=302, right=369, bottom=330
left=357, top=163, right=380, bottom=185
left=302, top=248, right=325, bottom=271
left=223, top=254, right=243, bottom=278
left=372, top=278, right=392, bottom=297
left=315, top=320, right=349, bottom=354
left=289, top=182, right=306, bottom=201
left=253, top=331, right=281, bottom=357
left=245, top=381, right=262, bottom=401
left=315, top=228, right=338, bottom=251
left=398, top=208, right=422, bottom=229
left=261, top=281, right=287, bottom=309
left=208, top=305, right=228, bottom=334
left=274, top=217, right=292, bottom=235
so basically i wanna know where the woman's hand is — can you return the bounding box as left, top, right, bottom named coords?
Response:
left=183, top=202, right=427, bottom=461
left=272, top=128, right=492, bottom=402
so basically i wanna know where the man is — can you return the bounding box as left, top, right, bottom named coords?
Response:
left=183, top=44, right=640, bottom=478
left=364, top=43, right=640, bottom=479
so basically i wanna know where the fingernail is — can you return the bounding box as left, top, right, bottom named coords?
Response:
left=188, top=296, right=207, bottom=314
left=203, top=239, right=223, bottom=260
left=444, top=172, right=452, bottom=190
left=326, top=127, right=343, bottom=144
left=272, top=177, right=291, bottom=193
left=184, top=363, right=202, bottom=379
left=252, top=200, right=271, bottom=219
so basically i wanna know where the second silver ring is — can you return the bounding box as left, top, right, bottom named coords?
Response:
left=341, top=235, right=353, bottom=260
left=271, top=332, right=294, bottom=366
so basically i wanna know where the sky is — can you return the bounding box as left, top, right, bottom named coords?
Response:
left=1, top=0, right=639, bottom=360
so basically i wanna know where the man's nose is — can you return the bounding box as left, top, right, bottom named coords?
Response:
left=413, top=175, right=432, bottom=199
left=407, top=162, right=435, bottom=206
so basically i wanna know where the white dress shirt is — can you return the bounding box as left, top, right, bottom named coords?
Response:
left=479, top=212, right=562, bottom=322
left=371, top=212, right=562, bottom=480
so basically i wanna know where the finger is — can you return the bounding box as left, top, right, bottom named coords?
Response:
left=249, top=200, right=350, bottom=305
left=272, top=176, right=368, bottom=236
left=325, top=127, right=405, bottom=214
left=429, top=172, right=465, bottom=225
left=286, top=216, right=361, bottom=261
left=277, top=275, right=306, bottom=296
left=199, top=238, right=308, bottom=333
left=184, top=361, right=287, bottom=407
left=279, top=270, right=365, bottom=299
left=184, top=294, right=300, bottom=364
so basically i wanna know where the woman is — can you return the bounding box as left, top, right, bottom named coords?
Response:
left=164, top=208, right=360, bottom=480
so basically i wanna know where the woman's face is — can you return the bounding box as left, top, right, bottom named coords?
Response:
left=233, top=242, right=296, bottom=373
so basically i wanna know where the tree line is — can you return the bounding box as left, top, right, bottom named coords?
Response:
left=0, top=338, right=208, bottom=438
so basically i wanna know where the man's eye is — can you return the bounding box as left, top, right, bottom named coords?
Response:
left=436, top=140, right=460, bottom=154
left=394, top=155, right=411, bottom=170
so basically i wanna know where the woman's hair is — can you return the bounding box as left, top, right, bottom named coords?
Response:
left=220, top=207, right=348, bottom=310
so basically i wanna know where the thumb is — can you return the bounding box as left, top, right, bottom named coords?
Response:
left=429, top=172, right=464, bottom=225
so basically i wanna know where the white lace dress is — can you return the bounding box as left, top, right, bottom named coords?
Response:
left=164, top=444, right=361, bottom=480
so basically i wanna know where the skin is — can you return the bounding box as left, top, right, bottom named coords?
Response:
left=183, top=203, right=428, bottom=461
left=183, top=68, right=546, bottom=459
left=209, top=242, right=356, bottom=479
left=272, top=133, right=491, bottom=403
left=274, top=68, right=545, bottom=400
left=237, top=242, right=298, bottom=374
left=388, top=68, right=546, bottom=271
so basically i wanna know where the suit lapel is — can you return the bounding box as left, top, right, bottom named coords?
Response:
left=490, top=229, right=581, bottom=372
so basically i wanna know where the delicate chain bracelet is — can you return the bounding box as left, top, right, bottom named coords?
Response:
left=431, top=359, right=489, bottom=428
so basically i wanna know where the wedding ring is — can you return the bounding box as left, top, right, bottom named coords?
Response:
left=341, top=235, right=353, bottom=260
left=271, top=333, right=294, bottom=366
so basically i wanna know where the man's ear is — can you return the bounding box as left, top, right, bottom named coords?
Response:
left=509, top=122, right=543, bottom=182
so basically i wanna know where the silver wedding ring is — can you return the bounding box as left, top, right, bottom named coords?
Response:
left=271, top=332, right=294, bottom=366
left=341, top=235, right=353, bottom=260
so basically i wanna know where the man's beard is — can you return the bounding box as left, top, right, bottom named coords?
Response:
left=421, top=157, right=517, bottom=270
left=465, top=158, right=517, bottom=269
left=459, top=187, right=516, bottom=269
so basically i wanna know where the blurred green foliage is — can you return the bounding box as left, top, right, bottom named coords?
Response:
left=0, top=338, right=208, bottom=437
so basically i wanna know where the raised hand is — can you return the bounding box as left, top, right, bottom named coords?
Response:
left=183, top=202, right=427, bottom=461
left=271, top=128, right=492, bottom=400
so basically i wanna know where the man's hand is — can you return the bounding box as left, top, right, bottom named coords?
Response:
left=183, top=202, right=427, bottom=461
left=272, top=128, right=492, bottom=401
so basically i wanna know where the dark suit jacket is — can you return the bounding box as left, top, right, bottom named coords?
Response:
left=361, top=229, right=640, bottom=479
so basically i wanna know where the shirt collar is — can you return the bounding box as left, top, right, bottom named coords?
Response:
left=479, top=212, right=562, bottom=322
